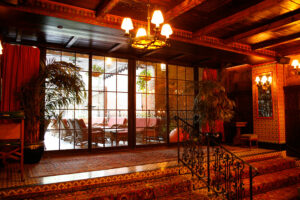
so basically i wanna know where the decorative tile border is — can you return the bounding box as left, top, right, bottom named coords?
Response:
left=0, top=164, right=189, bottom=198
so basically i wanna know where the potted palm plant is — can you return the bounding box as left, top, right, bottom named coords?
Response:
left=193, top=80, right=235, bottom=141
left=19, top=60, right=86, bottom=163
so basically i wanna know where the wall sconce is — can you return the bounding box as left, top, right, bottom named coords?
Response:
left=160, top=63, right=166, bottom=71
left=291, top=59, right=300, bottom=75
left=255, top=74, right=272, bottom=90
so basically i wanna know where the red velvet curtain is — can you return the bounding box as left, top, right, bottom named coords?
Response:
left=1, top=44, right=40, bottom=112
left=201, top=68, right=225, bottom=142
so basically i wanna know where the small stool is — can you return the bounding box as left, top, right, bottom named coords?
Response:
left=240, top=134, right=258, bottom=148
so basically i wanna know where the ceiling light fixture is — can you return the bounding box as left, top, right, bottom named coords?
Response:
left=121, top=0, right=173, bottom=50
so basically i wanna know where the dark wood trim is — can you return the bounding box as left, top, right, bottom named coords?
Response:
left=168, top=54, right=185, bottom=61
left=165, top=0, right=207, bottom=22
left=65, top=36, right=78, bottom=48
left=140, top=49, right=162, bottom=58
left=128, top=58, right=136, bottom=149
left=108, top=43, right=124, bottom=53
left=226, top=9, right=300, bottom=42
left=88, top=53, right=92, bottom=151
left=193, top=0, right=280, bottom=36
left=166, top=63, right=170, bottom=145
left=280, top=46, right=300, bottom=56
left=252, top=32, right=300, bottom=50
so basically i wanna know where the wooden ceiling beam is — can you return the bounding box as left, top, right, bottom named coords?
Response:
left=252, top=32, right=300, bottom=50
left=107, top=43, right=124, bottom=53
left=226, top=9, right=300, bottom=42
left=168, top=53, right=185, bottom=60
left=65, top=36, right=78, bottom=48
left=278, top=44, right=300, bottom=56
left=9, top=0, right=276, bottom=60
left=96, top=0, right=120, bottom=17
left=140, top=49, right=161, bottom=57
left=193, top=0, right=284, bottom=36
left=164, top=0, right=207, bottom=22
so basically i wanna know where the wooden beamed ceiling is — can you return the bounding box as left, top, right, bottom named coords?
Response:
left=1, top=0, right=300, bottom=65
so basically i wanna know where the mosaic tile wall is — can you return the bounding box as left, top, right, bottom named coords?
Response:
left=252, top=63, right=286, bottom=144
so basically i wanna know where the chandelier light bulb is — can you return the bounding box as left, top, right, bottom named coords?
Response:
left=151, top=10, right=164, bottom=27
left=261, top=75, right=267, bottom=84
left=255, top=76, right=260, bottom=84
left=268, top=76, right=272, bottom=84
left=121, top=17, right=134, bottom=34
left=136, top=28, right=147, bottom=38
left=161, top=24, right=173, bottom=38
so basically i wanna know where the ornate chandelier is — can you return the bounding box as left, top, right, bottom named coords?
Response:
left=121, top=1, right=173, bottom=50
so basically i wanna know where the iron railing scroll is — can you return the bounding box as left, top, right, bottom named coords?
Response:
left=175, top=116, right=259, bottom=200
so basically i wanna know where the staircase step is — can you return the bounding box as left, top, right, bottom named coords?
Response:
left=0, top=161, right=187, bottom=199
left=248, top=183, right=300, bottom=200
left=244, top=167, right=300, bottom=196
left=27, top=174, right=192, bottom=200
left=252, top=157, right=296, bottom=175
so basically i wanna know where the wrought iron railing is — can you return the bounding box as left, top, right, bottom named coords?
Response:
left=175, top=116, right=259, bottom=200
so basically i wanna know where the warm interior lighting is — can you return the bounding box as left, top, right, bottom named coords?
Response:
left=161, top=24, right=173, bottom=38
left=160, top=63, right=166, bottom=71
left=261, top=75, right=267, bottom=84
left=255, top=76, right=260, bottom=84
left=151, top=10, right=164, bottom=27
left=268, top=76, right=272, bottom=84
left=121, top=18, right=133, bottom=34
left=106, top=57, right=112, bottom=66
left=291, top=59, right=300, bottom=69
left=120, top=1, right=172, bottom=50
left=256, top=74, right=272, bottom=90
left=136, top=28, right=147, bottom=38
left=0, top=41, right=2, bottom=55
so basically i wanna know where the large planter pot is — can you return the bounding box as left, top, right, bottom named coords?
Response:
left=24, top=141, right=44, bottom=164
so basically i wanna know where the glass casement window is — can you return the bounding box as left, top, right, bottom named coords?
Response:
left=45, top=50, right=195, bottom=151
left=136, top=61, right=167, bottom=145
left=91, top=56, right=128, bottom=148
left=168, top=65, right=194, bottom=143
left=45, top=51, right=89, bottom=150
left=45, top=50, right=128, bottom=150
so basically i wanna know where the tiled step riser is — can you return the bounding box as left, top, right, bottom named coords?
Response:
left=0, top=166, right=191, bottom=199
left=26, top=177, right=192, bottom=200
